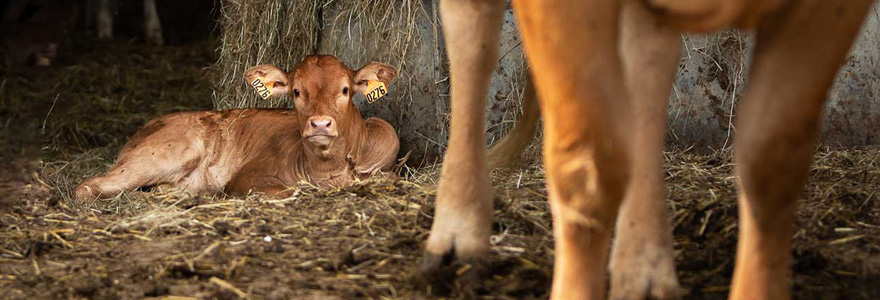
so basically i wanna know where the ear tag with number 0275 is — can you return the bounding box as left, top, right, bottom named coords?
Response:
left=250, top=77, right=273, bottom=100
left=365, top=80, right=387, bottom=103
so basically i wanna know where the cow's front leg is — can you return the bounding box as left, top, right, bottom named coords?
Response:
left=609, top=2, right=681, bottom=299
left=421, top=0, right=505, bottom=293
left=514, top=0, right=630, bottom=298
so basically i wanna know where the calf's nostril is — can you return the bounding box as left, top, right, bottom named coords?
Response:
left=310, top=119, right=332, bottom=128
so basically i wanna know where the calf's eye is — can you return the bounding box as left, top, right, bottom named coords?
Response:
left=342, top=87, right=349, bottom=95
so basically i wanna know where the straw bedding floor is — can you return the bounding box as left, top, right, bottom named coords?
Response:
left=1, top=40, right=878, bottom=300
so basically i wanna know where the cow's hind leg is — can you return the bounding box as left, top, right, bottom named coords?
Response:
left=96, top=0, right=113, bottom=40
left=609, top=2, right=682, bottom=299
left=730, top=1, right=872, bottom=299
left=421, top=0, right=505, bottom=293
left=74, top=142, right=201, bottom=201
left=514, top=0, right=631, bottom=298
left=143, top=0, right=164, bottom=45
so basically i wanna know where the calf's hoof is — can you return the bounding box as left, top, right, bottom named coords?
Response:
left=609, top=242, right=681, bottom=300
left=73, top=184, right=100, bottom=202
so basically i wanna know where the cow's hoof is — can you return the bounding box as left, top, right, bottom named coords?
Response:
left=146, top=32, right=164, bottom=46
left=97, top=31, right=112, bottom=40
left=417, top=251, right=486, bottom=299
left=609, top=243, right=681, bottom=300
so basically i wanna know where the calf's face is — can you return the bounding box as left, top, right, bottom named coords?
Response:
left=244, top=55, right=396, bottom=156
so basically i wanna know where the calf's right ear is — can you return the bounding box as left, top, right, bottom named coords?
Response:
left=244, top=65, right=289, bottom=99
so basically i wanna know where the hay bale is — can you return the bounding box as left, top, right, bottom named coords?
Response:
left=214, top=0, right=322, bottom=109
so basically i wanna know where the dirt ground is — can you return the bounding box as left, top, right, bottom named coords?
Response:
left=1, top=38, right=879, bottom=300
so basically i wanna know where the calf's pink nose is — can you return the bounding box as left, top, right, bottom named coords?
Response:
left=310, top=119, right=331, bottom=128
left=307, top=116, right=336, bottom=136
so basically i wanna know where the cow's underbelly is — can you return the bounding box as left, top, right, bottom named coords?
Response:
left=643, top=0, right=786, bottom=32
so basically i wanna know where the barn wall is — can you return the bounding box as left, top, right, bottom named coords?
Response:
left=215, top=1, right=880, bottom=163
left=822, top=8, right=880, bottom=147
left=670, top=6, right=880, bottom=148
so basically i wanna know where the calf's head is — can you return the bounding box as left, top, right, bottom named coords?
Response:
left=244, top=55, right=396, bottom=156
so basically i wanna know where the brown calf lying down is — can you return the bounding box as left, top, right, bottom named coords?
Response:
left=424, top=0, right=873, bottom=300
left=75, top=55, right=399, bottom=200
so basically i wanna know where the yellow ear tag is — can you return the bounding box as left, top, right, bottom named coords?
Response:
left=250, top=77, right=273, bottom=100
left=365, top=80, right=387, bottom=104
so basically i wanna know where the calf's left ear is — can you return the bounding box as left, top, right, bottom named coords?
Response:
left=244, top=64, right=290, bottom=99
left=353, top=62, right=397, bottom=94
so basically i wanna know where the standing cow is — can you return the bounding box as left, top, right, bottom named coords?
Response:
left=0, top=0, right=165, bottom=68
left=0, top=0, right=73, bottom=67
left=75, top=55, right=399, bottom=200
left=95, top=0, right=164, bottom=45
left=424, top=0, right=874, bottom=300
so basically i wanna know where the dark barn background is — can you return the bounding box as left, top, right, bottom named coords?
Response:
left=0, top=1, right=878, bottom=299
